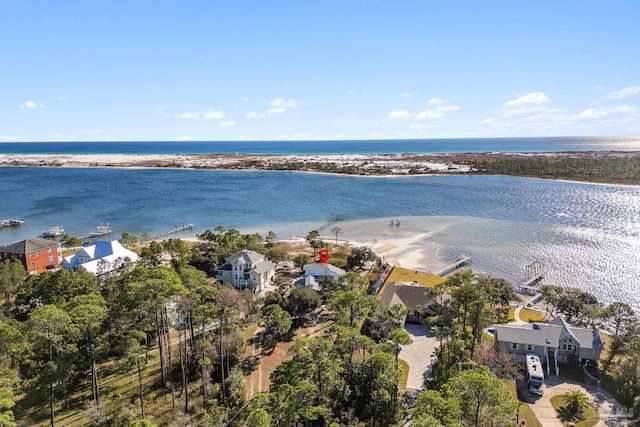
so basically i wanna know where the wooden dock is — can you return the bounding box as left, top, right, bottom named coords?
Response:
left=435, top=256, right=472, bottom=277
left=145, top=224, right=195, bottom=241
left=518, top=273, right=545, bottom=294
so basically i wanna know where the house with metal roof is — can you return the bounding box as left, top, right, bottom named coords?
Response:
left=0, top=238, right=60, bottom=274
left=215, top=249, right=275, bottom=293
left=61, top=240, right=139, bottom=274
left=303, top=263, right=346, bottom=280
left=493, top=315, right=603, bottom=376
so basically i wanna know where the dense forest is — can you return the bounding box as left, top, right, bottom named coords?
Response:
left=467, top=156, right=640, bottom=184
left=0, top=228, right=639, bottom=426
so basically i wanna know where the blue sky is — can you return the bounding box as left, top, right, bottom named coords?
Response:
left=1, top=1, right=639, bottom=142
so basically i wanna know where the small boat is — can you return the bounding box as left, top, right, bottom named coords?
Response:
left=42, top=226, right=65, bottom=237
left=0, top=218, right=24, bottom=227
left=87, top=223, right=112, bottom=237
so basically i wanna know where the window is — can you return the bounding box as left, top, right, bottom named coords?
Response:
left=566, top=344, right=572, bottom=351
left=30, top=261, right=35, bottom=267
left=568, top=338, right=573, bottom=343
left=562, top=344, right=567, bottom=350
left=510, top=343, right=518, bottom=350
left=36, top=251, right=40, bottom=256
left=48, top=256, right=54, bottom=262
left=526, top=344, right=534, bottom=352
left=48, top=248, right=53, bottom=253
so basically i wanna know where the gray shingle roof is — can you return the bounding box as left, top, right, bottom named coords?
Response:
left=226, top=250, right=264, bottom=265
left=494, top=323, right=562, bottom=348
left=1, top=238, right=58, bottom=254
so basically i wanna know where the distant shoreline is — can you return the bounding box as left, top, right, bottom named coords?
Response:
left=1, top=151, right=639, bottom=185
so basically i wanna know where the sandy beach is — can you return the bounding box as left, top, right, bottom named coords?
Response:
left=0, top=152, right=472, bottom=175
left=2, top=151, right=637, bottom=179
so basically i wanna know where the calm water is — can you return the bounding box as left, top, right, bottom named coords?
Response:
left=1, top=167, right=639, bottom=311
left=1, top=136, right=640, bottom=154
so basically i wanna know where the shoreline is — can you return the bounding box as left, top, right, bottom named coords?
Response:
left=2, top=151, right=640, bottom=184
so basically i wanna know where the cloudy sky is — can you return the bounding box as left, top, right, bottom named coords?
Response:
left=1, top=1, right=639, bottom=142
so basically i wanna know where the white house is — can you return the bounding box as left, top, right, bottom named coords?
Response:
left=303, top=263, right=346, bottom=280
left=61, top=240, right=139, bottom=274
left=215, top=250, right=275, bottom=293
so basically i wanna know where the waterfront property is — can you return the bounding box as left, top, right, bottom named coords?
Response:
left=493, top=316, right=603, bottom=376
left=303, top=263, right=346, bottom=280
left=61, top=240, right=139, bottom=274
left=215, top=249, right=275, bottom=293
left=376, top=280, right=444, bottom=331
left=0, top=238, right=59, bottom=274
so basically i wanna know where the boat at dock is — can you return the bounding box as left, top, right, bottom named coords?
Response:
left=0, top=218, right=24, bottom=227
left=42, top=226, right=66, bottom=237
left=80, top=223, right=113, bottom=239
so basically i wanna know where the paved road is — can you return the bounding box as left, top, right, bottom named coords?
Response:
left=398, top=323, right=439, bottom=390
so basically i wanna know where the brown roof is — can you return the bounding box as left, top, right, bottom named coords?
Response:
left=1, top=238, right=58, bottom=255
left=379, top=281, right=435, bottom=312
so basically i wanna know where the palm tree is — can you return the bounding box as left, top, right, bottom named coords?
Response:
left=562, top=389, right=591, bottom=418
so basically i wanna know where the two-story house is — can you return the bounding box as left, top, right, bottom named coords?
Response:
left=493, top=316, right=603, bottom=376
left=0, top=238, right=60, bottom=274
left=215, top=250, right=275, bottom=293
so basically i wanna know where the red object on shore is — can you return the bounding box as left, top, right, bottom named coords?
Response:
left=318, top=249, right=330, bottom=263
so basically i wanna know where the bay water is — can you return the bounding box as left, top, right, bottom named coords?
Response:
left=1, top=166, right=639, bottom=311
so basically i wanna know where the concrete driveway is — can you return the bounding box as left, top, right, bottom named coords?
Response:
left=521, top=376, right=627, bottom=427
left=398, top=323, right=439, bottom=390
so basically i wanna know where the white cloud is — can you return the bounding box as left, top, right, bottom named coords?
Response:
left=20, top=101, right=44, bottom=109
left=177, top=136, right=192, bottom=141
left=242, top=97, right=250, bottom=102
left=219, top=120, right=236, bottom=127
left=247, top=112, right=266, bottom=119
left=180, top=110, right=226, bottom=120
left=503, top=92, right=550, bottom=107
left=573, top=105, right=637, bottom=121
left=603, top=86, right=640, bottom=100
left=503, top=106, right=548, bottom=118
left=57, top=96, right=66, bottom=100
left=388, top=110, right=414, bottom=119
left=267, top=107, right=286, bottom=114
left=203, top=110, right=225, bottom=120
left=413, top=104, right=459, bottom=120
left=428, top=98, right=445, bottom=105
left=574, top=108, right=606, bottom=120
left=401, top=92, right=412, bottom=98
left=594, top=85, right=603, bottom=91
left=415, top=110, right=444, bottom=120
left=269, top=97, right=298, bottom=109
left=436, top=105, right=459, bottom=113
left=481, top=117, right=512, bottom=128
left=409, top=124, right=424, bottom=129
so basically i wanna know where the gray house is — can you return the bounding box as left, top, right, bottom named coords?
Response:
left=493, top=316, right=603, bottom=376
left=215, top=250, right=275, bottom=293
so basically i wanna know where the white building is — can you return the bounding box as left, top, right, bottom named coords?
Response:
left=215, top=250, right=275, bottom=293
left=61, top=240, right=139, bottom=274
left=303, top=263, right=346, bottom=280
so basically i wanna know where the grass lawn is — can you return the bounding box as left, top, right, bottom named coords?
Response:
left=504, top=306, right=547, bottom=323
left=504, top=380, right=543, bottom=427
left=520, top=308, right=546, bottom=323
left=384, top=267, right=445, bottom=288
left=398, top=359, right=409, bottom=390
left=550, top=395, right=599, bottom=427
